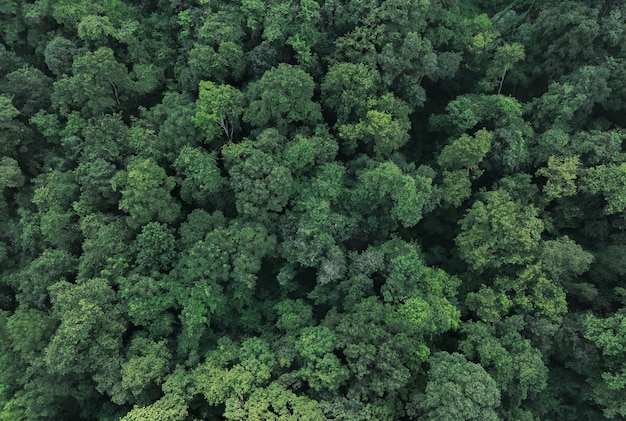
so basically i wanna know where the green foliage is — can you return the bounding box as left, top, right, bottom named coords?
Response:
left=481, top=42, right=525, bottom=93
left=519, top=2, right=601, bottom=78
left=45, top=278, right=127, bottom=402
left=134, top=222, right=176, bottom=274
left=5, top=306, right=55, bottom=359
left=52, top=47, right=134, bottom=117
left=582, top=163, right=626, bottom=214
left=243, top=64, right=321, bottom=133
left=355, top=161, right=433, bottom=228
left=73, top=158, right=118, bottom=213
left=226, top=382, right=326, bottom=420
left=121, top=337, right=171, bottom=400
left=431, top=94, right=531, bottom=171
left=536, top=155, right=580, bottom=200
left=111, top=158, right=180, bottom=228
left=120, top=394, right=188, bottom=421
left=584, top=311, right=626, bottom=419
left=0, top=157, right=24, bottom=191
left=193, top=81, right=243, bottom=142
left=321, top=63, right=380, bottom=127
left=438, top=128, right=492, bottom=170
left=412, top=352, right=500, bottom=421
left=118, top=275, right=174, bottom=337
left=530, top=66, right=611, bottom=132
left=456, top=190, right=544, bottom=271
left=275, top=299, right=314, bottom=334
left=460, top=320, right=549, bottom=412
left=173, top=145, right=224, bottom=206
left=141, top=92, right=204, bottom=161
left=540, top=236, right=594, bottom=280
left=78, top=213, right=131, bottom=279
left=0, top=95, right=22, bottom=156
left=44, top=36, right=79, bottom=76
left=440, top=170, right=472, bottom=207
left=1, top=66, right=52, bottom=117
left=338, top=93, right=411, bottom=157
left=222, top=133, right=295, bottom=218
left=16, top=249, right=77, bottom=308
left=326, top=297, right=419, bottom=405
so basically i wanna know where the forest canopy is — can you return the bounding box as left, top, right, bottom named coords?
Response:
left=2, top=0, right=626, bottom=420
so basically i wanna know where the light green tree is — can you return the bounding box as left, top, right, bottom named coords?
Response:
left=193, top=81, right=243, bottom=142
left=412, top=352, right=500, bottom=421
left=456, top=190, right=543, bottom=271
left=111, top=158, right=180, bottom=228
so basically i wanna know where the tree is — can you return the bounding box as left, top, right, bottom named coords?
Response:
left=493, top=264, right=568, bottom=323
left=518, top=2, right=601, bottom=79
left=324, top=297, right=417, bottom=412
left=173, top=145, right=224, bottom=207
left=0, top=157, right=24, bottom=191
left=51, top=0, right=103, bottom=28
left=0, top=305, right=84, bottom=421
left=111, top=158, right=180, bottom=228
left=0, top=95, right=23, bottom=156
left=186, top=2, right=246, bottom=84
left=243, top=64, right=321, bottom=133
left=456, top=190, right=544, bottom=271
left=193, top=81, right=243, bottom=142
left=329, top=0, right=460, bottom=107
left=481, top=43, right=525, bottom=94
left=222, top=133, right=294, bottom=219
left=30, top=170, right=81, bottom=252
left=224, top=382, right=326, bottom=421
left=582, top=162, right=626, bottom=214
left=173, top=220, right=277, bottom=361
left=338, top=93, right=412, bottom=157
left=15, top=249, right=77, bottom=309
left=120, top=394, right=188, bottom=421
left=460, top=319, right=549, bottom=417
left=261, top=0, right=324, bottom=69
left=140, top=92, right=205, bottom=161
left=440, top=170, right=472, bottom=208
left=44, top=36, right=79, bottom=76
left=539, top=236, right=594, bottom=281
left=73, top=158, right=119, bottom=214
left=117, top=274, right=175, bottom=338
left=321, top=63, right=380, bottom=127
left=430, top=94, right=531, bottom=172
left=295, top=326, right=349, bottom=392
left=529, top=66, right=611, bottom=132
left=279, top=162, right=355, bottom=285
left=77, top=213, right=132, bottom=279
left=193, top=337, right=285, bottom=415
left=282, top=129, right=339, bottom=176
left=438, top=129, right=492, bottom=171
left=133, top=222, right=176, bottom=274
left=45, top=278, right=128, bottom=404
left=188, top=42, right=245, bottom=85
left=76, top=14, right=115, bottom=43
left=536, top=155, right=580, bottom=200
left=584, top=310, right=626, bottom=419
left=1, top=66, right=52, bottom=117
left=52, top=47, right=134, bottom=117
left=121, top=337, right=172, bottom=402
left=354, top=161, right=433, bottom=229
left=411, top=352, right=500, bottom=421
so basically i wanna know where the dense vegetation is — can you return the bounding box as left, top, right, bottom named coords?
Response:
left=1, top=0, right=626, bottom=419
